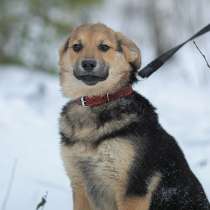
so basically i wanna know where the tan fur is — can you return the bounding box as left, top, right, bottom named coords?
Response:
left=118, top=196, right=151, bottom=210
left=61, top=138, right=136, bottom=210
left=115, top=32, right=141, bottom=69
left=73, top=184, right=92, bottom=210
left=59, top=23, right=141, bottom=99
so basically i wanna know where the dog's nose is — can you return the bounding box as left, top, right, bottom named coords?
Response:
left=81, top=59, right=97, bottom=71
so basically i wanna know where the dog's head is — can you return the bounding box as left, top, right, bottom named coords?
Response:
left=59, top=23, right=141, bottom=98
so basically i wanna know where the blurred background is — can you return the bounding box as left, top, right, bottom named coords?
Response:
left=0, top=0, right=210, bottom=209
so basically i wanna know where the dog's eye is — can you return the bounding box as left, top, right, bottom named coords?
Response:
left=98, top=44, right=110, bottom=52
left=72, top=43, right=83, bottom=52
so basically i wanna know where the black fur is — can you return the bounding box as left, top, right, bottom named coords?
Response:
left=63, top=38, right=70, bottom=53
left=128, top=62, right=138, bottom=83
left=60, top=91, right=210, bottom=209
left=60, top=132, right=75, bottom=145
left=116, top=40, right=123, bottom=52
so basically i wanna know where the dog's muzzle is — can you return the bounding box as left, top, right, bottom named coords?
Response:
left=73, top=59, right=109, bottom=85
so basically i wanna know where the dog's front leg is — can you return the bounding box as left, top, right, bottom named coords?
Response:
left=117, top=195, right=151, bottom=210
left=73, top=185, right=92, bottom=210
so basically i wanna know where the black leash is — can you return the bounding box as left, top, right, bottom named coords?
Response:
left=138, top=24, right=210, bottom=78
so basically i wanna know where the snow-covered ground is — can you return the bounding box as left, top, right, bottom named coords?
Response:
left=0, top=64, right=209, bottom=210
left=0, top=66, right=71, bottom=210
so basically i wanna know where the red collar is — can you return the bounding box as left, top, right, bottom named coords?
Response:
left=74, top=85, right=134, bottom=107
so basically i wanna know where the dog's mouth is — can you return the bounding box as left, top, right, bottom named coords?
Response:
left=73, top=62, right=109, bottom=86
left=76, top=75, right=107, bottom=86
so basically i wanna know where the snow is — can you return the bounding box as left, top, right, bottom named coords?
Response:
left=0, top=63, right=209, bottom=209
left=0, top=66, right=71, bottom=210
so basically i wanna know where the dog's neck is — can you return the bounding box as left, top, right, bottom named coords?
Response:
left=73, top=85, right=134, bottom=107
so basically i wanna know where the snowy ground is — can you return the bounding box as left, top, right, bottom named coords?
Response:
left=0, top=65, right=210, bottom=210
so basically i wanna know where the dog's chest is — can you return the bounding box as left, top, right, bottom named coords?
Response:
left=61, top=138, right=135, bottom=210
left=60, top=103, right=136, bottom=209
left=60, top=105, right=100, bottom=142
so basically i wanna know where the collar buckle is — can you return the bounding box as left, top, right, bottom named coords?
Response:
left=106, top=93, right=110, bottom=103
left=80, top=96, right=88, bottom=107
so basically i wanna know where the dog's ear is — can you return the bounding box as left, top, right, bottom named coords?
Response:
left=59, top=37, right=70, bottom=57
left=115, top=32, right=141, bottom=70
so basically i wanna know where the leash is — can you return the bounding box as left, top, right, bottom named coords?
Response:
left=138, top=24, right=210, bottom=78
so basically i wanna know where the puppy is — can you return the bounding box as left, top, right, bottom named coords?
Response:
left=59, top=23, right=210, bottom=210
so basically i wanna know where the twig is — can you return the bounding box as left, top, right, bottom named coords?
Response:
left=193, top=40, right=210, bottom=69
left=1, top=158, right=18, bottom=210
left=36, top=191, right=48, bottom=210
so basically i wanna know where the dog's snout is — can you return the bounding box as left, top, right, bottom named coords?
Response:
left=81, top=59, right=97, bottom=71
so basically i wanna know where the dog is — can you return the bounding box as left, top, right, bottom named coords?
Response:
left=58, top=23, right=210, bottom=210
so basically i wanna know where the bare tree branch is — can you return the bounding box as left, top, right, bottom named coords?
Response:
left=193, top=40, right=210, bottom=69
left=1, top=158, right=18, bottom=210
left=36, top=191, right=48, bottom=210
